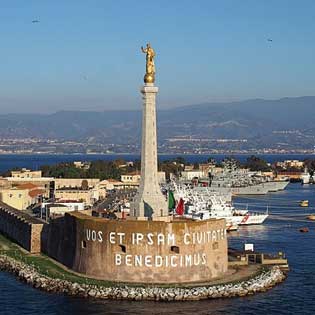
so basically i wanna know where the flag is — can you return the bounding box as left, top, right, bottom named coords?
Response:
left=168, top=190, right=176, bottom=209
left=176, top=198, right=184, bottom=215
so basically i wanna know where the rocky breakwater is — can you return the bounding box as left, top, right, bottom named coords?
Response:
left=0, top=255, right=286, bottom=301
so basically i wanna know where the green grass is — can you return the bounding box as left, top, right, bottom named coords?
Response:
left=0, top=233, right=115, bottom=287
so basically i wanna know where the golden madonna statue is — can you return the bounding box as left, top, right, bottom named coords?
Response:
left=141, top=43, right=155, bottom=83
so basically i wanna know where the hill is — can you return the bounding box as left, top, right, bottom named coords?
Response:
left=0, top=96, right=314, bottom=152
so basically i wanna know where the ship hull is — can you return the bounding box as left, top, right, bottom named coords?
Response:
left=264, top=181, right=289, bottom=192
left=231, top=185, right=269, bottom=195
left=233, top=214, right=268, bottom=225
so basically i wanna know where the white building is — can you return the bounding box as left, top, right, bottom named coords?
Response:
left=180, top=170, right=204, bottom=180
left=11, top=168, right=42, bottom=178
left=41, top=201, right=85, bottom=216
left=121, top=171, right=166, bottom=185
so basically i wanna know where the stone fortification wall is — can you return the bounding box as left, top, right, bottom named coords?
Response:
left=43, top=212, right=228, bottom=284
left=0, top=202, right=44, bottom=253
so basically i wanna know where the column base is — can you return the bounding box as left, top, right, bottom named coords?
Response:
left=131, top=193, right=169, bottom=219
left=126, top=216, right=148, bottom=221
left=152, top=215, right=172, bottom=222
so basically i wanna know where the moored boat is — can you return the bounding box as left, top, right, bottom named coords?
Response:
left=170, top=181, right=268, bottom=229
left=300, top=200, right=309, bottom=207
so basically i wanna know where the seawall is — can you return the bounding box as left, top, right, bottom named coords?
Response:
left=0, top=254, right=286, bottom=301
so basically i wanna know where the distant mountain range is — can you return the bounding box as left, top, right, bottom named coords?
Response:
left=0, top=96, right=315, bottom=151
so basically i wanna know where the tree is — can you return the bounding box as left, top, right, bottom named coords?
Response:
left=174, top=156, right=186, bottom=165
left=244, top=155, right=271, bottom=172
left=160, top=159, right=185, bottom=180
left=207, top=157, right=216, bottom=164
left=304, top=159, right=315, bottom=175
left=81, top=180, right=89, bottom=190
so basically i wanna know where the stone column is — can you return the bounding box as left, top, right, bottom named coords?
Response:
left=131, top=83, right=168, bottom=220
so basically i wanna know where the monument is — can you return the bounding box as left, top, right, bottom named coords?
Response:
left=41, top=45, right=228, bottom=284
left=131, top=43, right=169, bottom=220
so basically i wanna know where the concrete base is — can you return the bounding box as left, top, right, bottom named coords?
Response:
left=127, top=215, right=172, bottom=222
left=152, top=215, right=172, bottom=222
left=126, top=216, right=148, bottom=221
left=132, top=193, right=168, bottom=219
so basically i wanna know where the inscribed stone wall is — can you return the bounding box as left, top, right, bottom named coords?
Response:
left=43, top=212, right=228, bottom=284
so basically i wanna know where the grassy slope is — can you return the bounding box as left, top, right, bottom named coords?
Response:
left=0, top=233, right=113, bottom=287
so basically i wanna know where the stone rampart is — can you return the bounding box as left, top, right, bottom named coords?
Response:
left=0, top=202, right=44, bottom=253
left=43, top=212, right=228, bottom=284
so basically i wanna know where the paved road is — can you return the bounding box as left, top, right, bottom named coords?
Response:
left=93, top=189, right=137, bottom=212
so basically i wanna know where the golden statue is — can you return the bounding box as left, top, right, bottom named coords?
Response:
left=141, top=43, right=155, bottom=83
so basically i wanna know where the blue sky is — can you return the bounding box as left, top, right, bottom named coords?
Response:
left=0, top=0, right=315, bottom=113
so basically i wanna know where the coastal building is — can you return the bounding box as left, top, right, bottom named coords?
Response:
left=73, top=161, right=91, bottom=169
left=41, top=201, right=85, bottom=217
left=42, top=201, right=85, bottom=212
left=117, top=161, right=134, bottom=168
left=5, top=177, right=54, bottom=198
left=260, top=171, right=274, bottom=178
left=199, top=163, right=216, bottom=176
left=121, top=171, right=166, bottom=187
left=180, top=170, right=204, bottom=180
left=54, top=186, right=104, bottom=206
left=54, top=178, right=100, bottom=190
left=286, top=160, right=304, bottom=168
left=11, top=168, right=42, bottom=179
left=121, top=171, right=141, bottom=185
left=98, top=179, right=125, bottom=190
left=53, top=178, right=101, bottom=203
left=184, top=165, right=194, bottom=171
left=0, top=183, right=44, bottom=210
left=5, top=176, right=100, bottom=200
left=0, top=178, right=10, bottom=189
left=275, top=171, right=303, bottom=181
left=275, top=160, right=304, bottom=169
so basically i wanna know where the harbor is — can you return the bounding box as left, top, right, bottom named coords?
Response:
left=1, top=181, right=315, bottom=314
left=2, top=0, right=315, bottom=313
left=0, top=46, right=299, bottom=302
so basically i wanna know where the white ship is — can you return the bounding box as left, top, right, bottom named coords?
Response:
left=232, top=207, right=269, bottom=225
left=192, top=186, right=233, bottom=202
left=301, top=168, right=313, bottom=184
left=262, top=180, right=289, bottom=192
left=171, top=181, right=268, bottom=230
left=196, top=160, right=289, bottom=195
left=184, top=198, right=239, bottom=231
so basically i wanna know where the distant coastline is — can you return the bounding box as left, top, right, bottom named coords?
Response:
left=0, top=151, right=315, bottom=157
left=0, top=153, right=315, bottom=174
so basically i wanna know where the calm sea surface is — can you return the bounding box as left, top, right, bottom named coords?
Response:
left=0, top=153, right=315, bottom=173
left=1, top=155, right=315, bottom=314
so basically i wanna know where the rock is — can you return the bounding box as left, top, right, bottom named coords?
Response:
left=0, top=254, right=288, bottom=302
left=88, top=289, right=97, bottom=297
